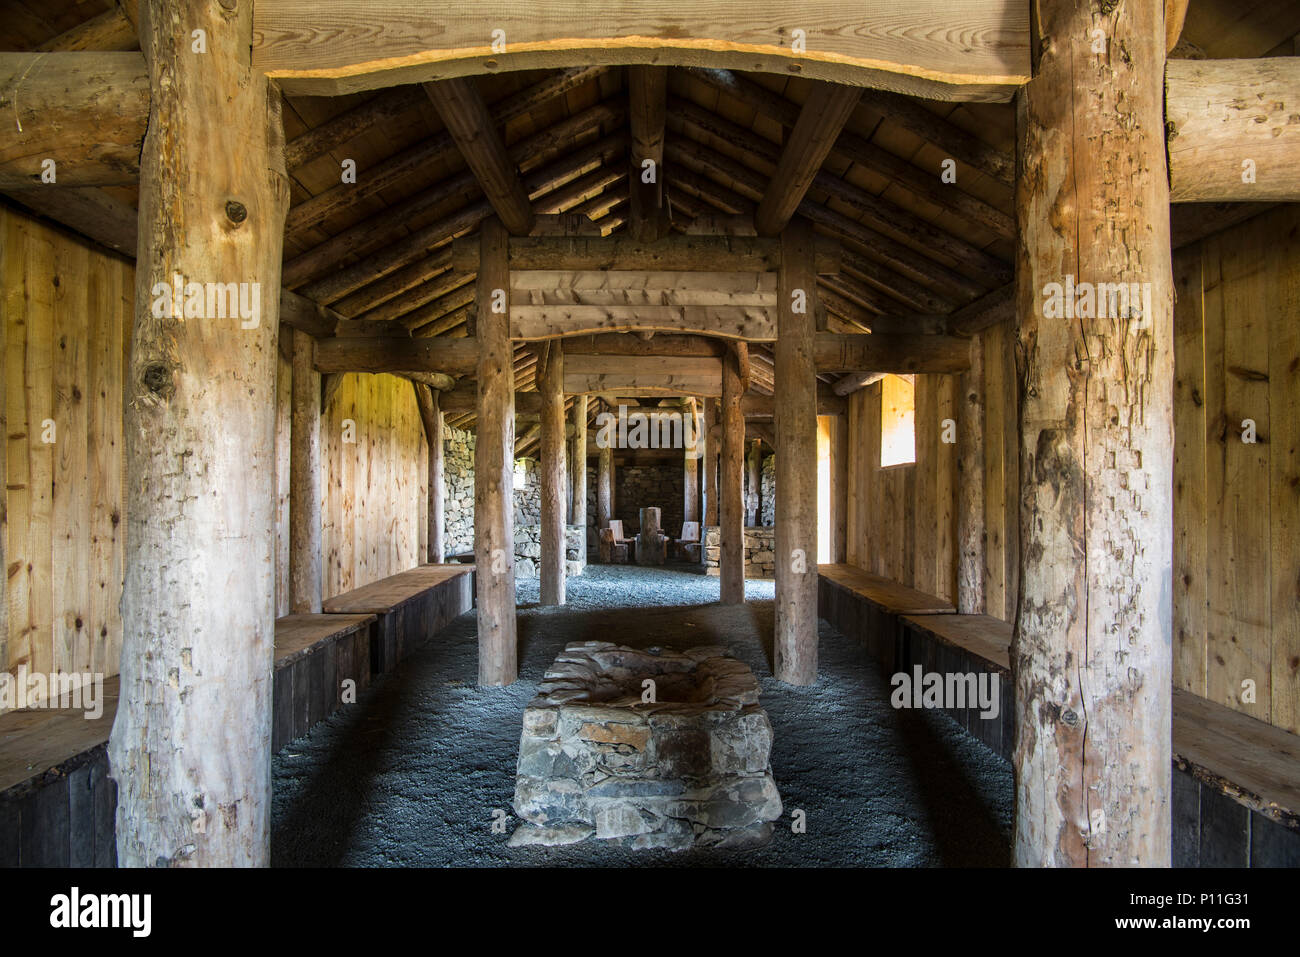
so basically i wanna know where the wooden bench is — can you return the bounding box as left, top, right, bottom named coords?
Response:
left=1172, top=689, right=1300, bottom=867
left=901, top=613, right=1014, bottom=758
left=0, top=598, right=437, bottom=867
left=0, top=678, right=119, bottom=867
left=272, top=613, right=376, bottom=752
left=322, top=563, right=474, bottom=674
left=818, top=563, right=954, bottom=673
left=900, top=611, right=1300, bottom=867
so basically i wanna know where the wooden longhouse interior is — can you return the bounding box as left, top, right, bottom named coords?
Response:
left=0, top=0, right=1297, bottom=869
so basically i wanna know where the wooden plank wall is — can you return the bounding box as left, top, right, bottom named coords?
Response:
left=844, top=325, right=1019, bottom=621
left=0, top=205, right=430, bottom=705
left=311, top=372, right=427, bottom=603
left=1, top=208, right=131, bottom=713
left=1173, top=204, right=1300, bottom=735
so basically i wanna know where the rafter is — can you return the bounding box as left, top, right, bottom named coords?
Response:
left=754, top=83, right=861, bottom=236
left=424, top=77, right=534, bottom=235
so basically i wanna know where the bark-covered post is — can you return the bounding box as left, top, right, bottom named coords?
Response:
left=720, top=349, right=745, bottom=603
left=475, top=217, right=517, bottom=685
left=1013, top=0, right=1173, bottom=866
left=956, top=336, right=985, bottom=614
left=289, top=328, right=322, bottom=612
left=415, top=384, right=445, bottom=563
left=539, top=341, right=566, bottom=605
left=774, top=220, right=819, bottom=685
left=109, top=0, right=289, bottom=866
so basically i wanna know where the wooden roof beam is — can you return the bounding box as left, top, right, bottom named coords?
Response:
left=686, top=67, right=1014, bottom=238
left=424, top=77, right=534, bottom=235
left=628, top=65, right=669, bottom=241
left=0, top=52, right=148, bottom=188
left=754, top=83, right=862, bottom=236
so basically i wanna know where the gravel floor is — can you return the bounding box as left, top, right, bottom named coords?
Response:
left=271, top=564, right=1013, bottom=866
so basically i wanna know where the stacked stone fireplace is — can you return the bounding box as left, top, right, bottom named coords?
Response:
left=510, top=641, right=782, bottom=850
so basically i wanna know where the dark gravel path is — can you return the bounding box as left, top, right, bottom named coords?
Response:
left=271, top=565, right=1013, bottom=866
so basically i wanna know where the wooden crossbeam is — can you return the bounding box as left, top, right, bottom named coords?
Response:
left=313, top=336, right=478, bottom=376
left=510, top=304, right=775, bottom=341
left=0, top=52, right=148, bottom=188
left=1167, top=58, right=1300, bottom=202
left=251, top=1, right=1031, bottom=100
left=813, top=333, right=969, bottom=374
left=563, top=355, right=724, bottom=396
left=424, top=77, right=534, bottom=235
left=754, top=83, right=861, bottom=236
left=453, top=234, right=839, bottom=273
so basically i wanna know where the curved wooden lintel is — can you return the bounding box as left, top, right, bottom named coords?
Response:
left=252, top=3, right=1030, bottom=102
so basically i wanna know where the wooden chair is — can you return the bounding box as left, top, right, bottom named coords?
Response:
left=675, top=521, right=702, bottom=562
left=598, top=527, right=629, bottom=564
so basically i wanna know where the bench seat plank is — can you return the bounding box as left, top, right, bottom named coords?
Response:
left=1172, top=688, right=1300, bottom=829
left=901, top=613, right=1011, bottom=672
left=818, top=563, right=955, bottom=615
left=322, top=564, right=474, bottom=614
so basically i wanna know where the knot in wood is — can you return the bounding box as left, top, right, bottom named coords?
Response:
left=225, top=200, right=248, bottom=225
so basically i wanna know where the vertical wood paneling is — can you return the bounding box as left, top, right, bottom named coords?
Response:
left=1269, top=212, right=1300, bottom=733
left=1, top=208, right=130, bottom=711
left=1173, top=244, right=1207, bottom=694
left=1169, top=204, right=1300, bottom=735
left=1208, top=222, right=1273, bottom=719
left=316, top=372, right=425, bottom=602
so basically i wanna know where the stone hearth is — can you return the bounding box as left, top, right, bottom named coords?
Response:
left=510, top=641, right=782, bottom=850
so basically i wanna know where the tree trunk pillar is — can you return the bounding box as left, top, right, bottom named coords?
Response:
left=774, top=220, right=819, bottom=686
left=746, top=438, right=761, bottom=526
left=475, top=217, right=518, bottom=685
left=109, top=0, right=289, bottom=867
left=956, top=336, right=985, bottom=615
left=570, top=395, right=588, bottom=537
left=703, top=400, right=719, bottom=526
left=720, top=350, right=746, bottom=603
left=1013, top=0, right=1173, bottom=866
left=289, top=328, right=322, bottom=613
left=540, top=342, right=566, bottom=605
left=683, top=399, right=700, bottom=525
left=416, top=384, right=445, bottom=563
left=597, top=442, right=613, bottom=531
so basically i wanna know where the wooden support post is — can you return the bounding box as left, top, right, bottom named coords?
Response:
left=475, top=217, right=518, bottom=684
left=289, top=328, right=322, bottom=613
left=415, top=384, right=445, bottom=563
left=540, top=342, right=567, bottom=605
left=746, top=438, right=761, bottom=526
left=109, top=0, right=289, bottom=867
left=703, top=400, right=719, bottom=527
left=0, top=264, right=5, bottom=664
left=1014, top=0, right=1173, bottom=866
left=570, top=394, right=588, bottom=538
left=956, top=336, right=985, bottom=614
left=774, top=220, right=819, bottom=685
left=597, top=442, right=613, bottom=532
left=830, top=417, right=848, bottom=562
left=720, top=347, right=746, bottom=603
left=683, top=399, right=700, bottom=524
left=628, top=65, right=668, bottom=241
